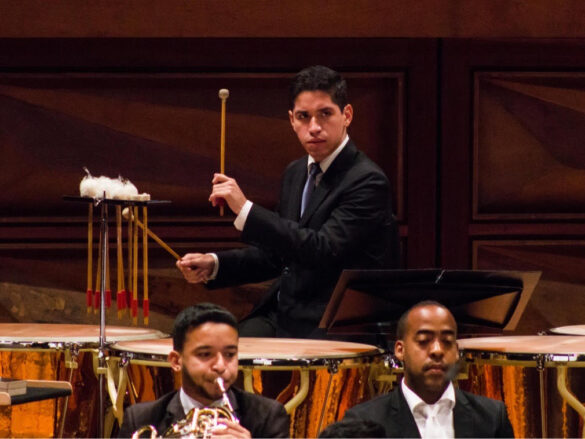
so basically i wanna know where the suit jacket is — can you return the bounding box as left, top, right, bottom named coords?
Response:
left=209, top=140, right=399, bottom=336
left=342, top=387, right=515, bottom=438
left=118, top=387, right=289, bottom=438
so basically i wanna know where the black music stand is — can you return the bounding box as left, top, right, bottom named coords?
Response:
left=319, top=269, right=541, bottom=339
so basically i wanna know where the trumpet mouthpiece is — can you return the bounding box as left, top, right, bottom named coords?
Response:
left=218, top=89, right=230, bottom=100
left=216, top=377, right=226, bottom=392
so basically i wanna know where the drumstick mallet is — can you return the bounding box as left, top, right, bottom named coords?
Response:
left=105, top=237, right=111, bottom=310
left=86, top=204, right=93, bottom=314
left=142, top=205, right=149, bottom=325
left=126, top=210, right=134, bottom=318
left=132, top=206, right=139, bottom=325
left=94, top=230, right=103, bottom=314
left=116, top=206, right=127, bottom=320
left=122, top=208, right=181, bottom=260
left=218, top=88, right=229, bottom=216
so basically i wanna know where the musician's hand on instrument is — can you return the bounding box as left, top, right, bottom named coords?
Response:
left=212, top=420, right=251, bottom=438
left=176, top=253, right=215, bottom=284
left=210, top=173, right=247, bottom=215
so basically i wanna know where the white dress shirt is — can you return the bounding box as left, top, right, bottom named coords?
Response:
left=401, top=379, right=456, bottom=439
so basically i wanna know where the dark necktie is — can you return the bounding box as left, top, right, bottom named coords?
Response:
left=301, top=162, right=322, bottom=216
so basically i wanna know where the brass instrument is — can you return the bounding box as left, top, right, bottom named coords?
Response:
left=132, top=378, right=238, bottom=438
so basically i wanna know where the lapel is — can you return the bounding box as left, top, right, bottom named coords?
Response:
left=285, top=159, right=307, bottom=221
left=160, top=391, right=186, bottom=433
left=453, top=389, right=474, bottom=438
left=392, top=387, right=422, bottom=438
left=299, top=140, right=358, bottom=226
left=227, top=388, right=240, bottom=419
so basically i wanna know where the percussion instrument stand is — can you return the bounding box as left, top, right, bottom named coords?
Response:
left=97, top=196, right=108, bottom=439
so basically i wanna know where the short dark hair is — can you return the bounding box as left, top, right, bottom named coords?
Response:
left=396, top=300, right=455, bottom=339
left=172, top=303, right=238, bottom=351
left=289, top=65, right=348, bottom=111
left=318, top=420, right=386, bottom=438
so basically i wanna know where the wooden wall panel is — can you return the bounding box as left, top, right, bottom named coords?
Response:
left=441, top=39, right=585, bottom=268
left=473, top=240, right=585, bottom=334
left=474, top=73, right=585, bottom=219
left=0, top=72, right=403, bottom=219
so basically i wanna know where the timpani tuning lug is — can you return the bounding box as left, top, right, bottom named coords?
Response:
left=325, top=359, right=340, bottom=375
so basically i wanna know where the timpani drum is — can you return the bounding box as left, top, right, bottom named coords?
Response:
left=0, top=323, right=165, bottom=438
left=109, top=337, right=386, bottom=438
left=458, top=335, right=585, bottom=439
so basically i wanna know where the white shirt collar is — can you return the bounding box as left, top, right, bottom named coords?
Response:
left=179, top=388, right=224, bottom=416
left=401, top=379, right=456, bottom=438
left=307, top=134, right=349, bottom=174
left=401, top=378, right=456, bottom=414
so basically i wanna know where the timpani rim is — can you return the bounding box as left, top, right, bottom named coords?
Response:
left=457, top=335, right=585, bottom=357
left=549, top=325, right=585, bottom=336
left=110, top=337, right=385, bottom=366
left=0, top=323, right=167, bottom=345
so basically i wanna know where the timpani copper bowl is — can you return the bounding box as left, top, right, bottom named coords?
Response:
left=109, top=337, right=386, bottom=438
left=0, top=323, right=166, bottom=438
left=458, top=335, right=585, bottom=439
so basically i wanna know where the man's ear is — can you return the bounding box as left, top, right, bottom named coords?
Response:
left=168, top=350, right=182, bottom=373
left=288, top=110, right=295, bottom=128
left=343, top=104, right=353, bottom=127
left=394, top=340, right=404, bottom=362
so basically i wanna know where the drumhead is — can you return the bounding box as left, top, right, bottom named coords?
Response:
left=0, top=323, right=167, bottom=347
left=549, top=325, right=585, bottom=336
left=111, top=337, right=383, bottom=366
left=458, top=335, right=585, bottom=356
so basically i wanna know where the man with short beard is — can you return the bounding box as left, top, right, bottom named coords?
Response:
left=118, top=303, right=289, bottom=438
left=341, top=301, right=514, bottom=438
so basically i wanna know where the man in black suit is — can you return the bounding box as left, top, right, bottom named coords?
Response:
left=341, top=301, right=515, bottom=438
left=177, top=65, right=398, bottom=337
left=118, top=303, right=289, bottom=438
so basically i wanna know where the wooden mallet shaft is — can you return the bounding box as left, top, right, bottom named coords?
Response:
left=122, top=208, right=180, bottom=260
left=219, top=88, right=229, bottom=216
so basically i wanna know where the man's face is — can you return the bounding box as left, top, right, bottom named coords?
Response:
left=288, top=90, right=353, bottom=163
left=168, top=322, right=239, bottom=405
left=394, top=305, right=458, bottom=403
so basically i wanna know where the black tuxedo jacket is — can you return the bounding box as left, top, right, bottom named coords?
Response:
left=209, top=140, right=399, bottom=336
left=342, top=386, right=515, bottom=438
left=118, top=387, right=289, bottom=438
